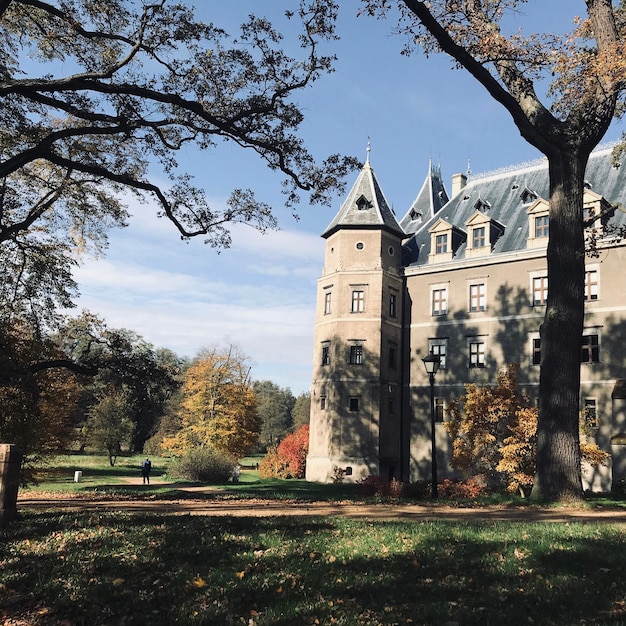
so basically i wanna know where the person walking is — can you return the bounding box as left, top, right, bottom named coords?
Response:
left=141, top=458, right=152, bottom=485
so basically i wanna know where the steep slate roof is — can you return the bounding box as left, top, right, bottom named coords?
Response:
left=399, top=160, right=449, bottom=234
left=403, top=146, right=626, bottom=267
left=322, top=155, right=404, bottom=239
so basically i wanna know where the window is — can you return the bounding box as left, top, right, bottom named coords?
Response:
left=324, top=291, right=332, bottom=315
left=321, top=345, right=330, bottom=366
left=472, top=226, right=486, bottom=248
left=388, top=343, right=397, bottom=369
left=432, top=288, right=448, bottom=315
left=320, top=385, right=327, bottom=411
left=535, top=215, right=549, bottom=238
left=583, top=398, right=598, bottom=428
left=469, top=283, right=486, bottom=312
left=434, top=398, right=445, bottom=423
left=349, top=397, right=360, bottom=412
left=581, top=334, right=600, bottom=363
left=389, top=292, right=397, bottom=318
left=349, top=345, right=363, bottom=365
left=532, top=337, right=541, bottom=365
left=388, top=398, right=395, bottom=416
left=532, top=276, right=548, bottom=306
left=583, top=206, right=595, bottom=223
left=584, top=270, right=598, bottom=301
left=435, top=233, right=448, bottom=254
left=469, top=339, right=485, bottom=368
left=351, top=290, right=365, bottom=313
left=429, top=339, right=447, bottom=370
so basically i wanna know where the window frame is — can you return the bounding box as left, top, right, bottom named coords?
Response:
left=428, top=338, right=448, bottom=370
left=389, top=292, right=398, bottom=318
left=324, top=291, right=332, bottom=315
left=351, top=289, right=365, bottom=313
left=472, top=225, right=486, bottom=248
left=581, top=333, right=600, bottom=364
left=532, top=275, right=549, bottom=306
left=583, top=398, right=598, bottom=429
left=468, top=338, right=486, bottom=368
left=584, top=268, right=599, bottom=302
left=435, top=233, right=448, bottom=254
left=349, top=344, right=364, bottom=365
left=469, top=283, right=486, bottom=312
left=535, top=214, right=549, bottom=238
left=321, top=344, right=330, bottom=366
left=434, top=397, right=445, bottom=423
left=431, top=287, right=448, bottom=316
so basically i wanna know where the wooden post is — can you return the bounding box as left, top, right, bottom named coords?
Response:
left=0, top=444, right=22, bottom=525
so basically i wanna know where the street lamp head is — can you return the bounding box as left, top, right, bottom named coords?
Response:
left=422, top=353, right=441, bottom=376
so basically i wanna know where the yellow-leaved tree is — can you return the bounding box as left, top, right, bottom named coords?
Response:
left=163, top=345, right=260, bottom=459
left=446, top=364, right=609, bottom=497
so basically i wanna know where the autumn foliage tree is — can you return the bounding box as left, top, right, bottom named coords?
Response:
left=446, top=365, right=609, bottom=496
left=259, top=424, right=310, bottom=479
left=0, top=322, right=81, bottom=463
left=163, top=346, right=260, bottom=459
left=362, top=0, right=626, bottom=501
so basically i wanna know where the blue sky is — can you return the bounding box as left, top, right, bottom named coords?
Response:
left=72, top=1, right=625, bottom=394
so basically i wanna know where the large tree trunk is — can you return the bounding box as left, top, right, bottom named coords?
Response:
left=531, top=151, right=587, bottom=501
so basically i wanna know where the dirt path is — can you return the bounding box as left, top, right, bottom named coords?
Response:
left=16, top=478, right=626, bottom=524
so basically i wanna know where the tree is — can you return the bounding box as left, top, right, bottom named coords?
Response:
left=292, top=392, right=312, bottom=430
left=163, top=345, right=260, bottom=459
left=0, top=0, right=356, bottom=334
left=445, top=364, right=609, bottom=497
left=0, top=320, right=81, bottom=463
left=259, top=424, right=310, bottom=479
left=363, top=0, right=626, bottom=501
left=83, top=388, right=135, bottom=466
left=253, top=380, right=295, bottom=450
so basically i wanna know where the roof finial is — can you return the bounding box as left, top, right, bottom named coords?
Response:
left=366, top=137, right=371, bottom=163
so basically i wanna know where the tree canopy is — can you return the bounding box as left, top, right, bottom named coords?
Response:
left=363, top=0, right=626, bottom=501
left=0, top=0, right=355, bottom=332
left=162, top=345, right=260, bottom=459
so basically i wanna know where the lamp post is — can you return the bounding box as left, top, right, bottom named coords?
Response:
left=422, top=353, right=441, bottom=499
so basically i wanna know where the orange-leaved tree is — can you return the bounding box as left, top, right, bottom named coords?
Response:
left=162, top=345, right=260, bottom=459
left=446, top=364, right=609, bottom=496
left=259, top=424, right=310, bottom=479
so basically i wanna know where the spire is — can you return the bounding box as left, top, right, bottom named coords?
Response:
left=400, top=159, right=450, bottom=235
left=366, top=137, right=371, bottom=164
left=322, top=150, right=404, bottom=239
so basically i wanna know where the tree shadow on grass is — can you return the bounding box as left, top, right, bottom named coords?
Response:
left=2, top=514, right=625, bottom=626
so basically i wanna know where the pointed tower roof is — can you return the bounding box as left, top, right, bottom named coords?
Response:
left=322, top=147, right=405, bottom=239
left=400, top=160, right=449, bottom=235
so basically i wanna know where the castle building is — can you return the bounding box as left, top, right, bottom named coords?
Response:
left=306, top=145, right=626, bottom=491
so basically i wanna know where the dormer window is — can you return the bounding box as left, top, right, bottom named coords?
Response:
left=472, top=226, right=485, bottom=248
left=583, top=188, right=613, bottom=233
left=474, top=198, right=491, bottom=212
left=535, top=215, right=549, bottom=238
left=526, top=197, right=549, bottom=248
left=521, top=187, right=538, bottom=204
left=356, top=194, right=371, bottom=211
left=428, top=218, right=465, bottom=263
left=409, top=208, right=422, bottom=221
left=465, top=210, right=504, bottom=258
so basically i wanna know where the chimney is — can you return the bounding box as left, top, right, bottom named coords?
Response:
left=451, top=173, right=467, bottom=197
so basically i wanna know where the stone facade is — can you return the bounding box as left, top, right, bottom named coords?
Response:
left=306, top=146, right=626, bottom=491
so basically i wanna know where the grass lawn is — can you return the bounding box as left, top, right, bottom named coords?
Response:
left=1, top=511, right=625, bottom=625
left=4, top=454, right=626, bottom=624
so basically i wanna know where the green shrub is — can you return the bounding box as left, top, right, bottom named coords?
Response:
left=168, top=447, right=235, bottom=483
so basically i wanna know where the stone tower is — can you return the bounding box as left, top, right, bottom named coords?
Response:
left=305, top=149, right=406, bottom=482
